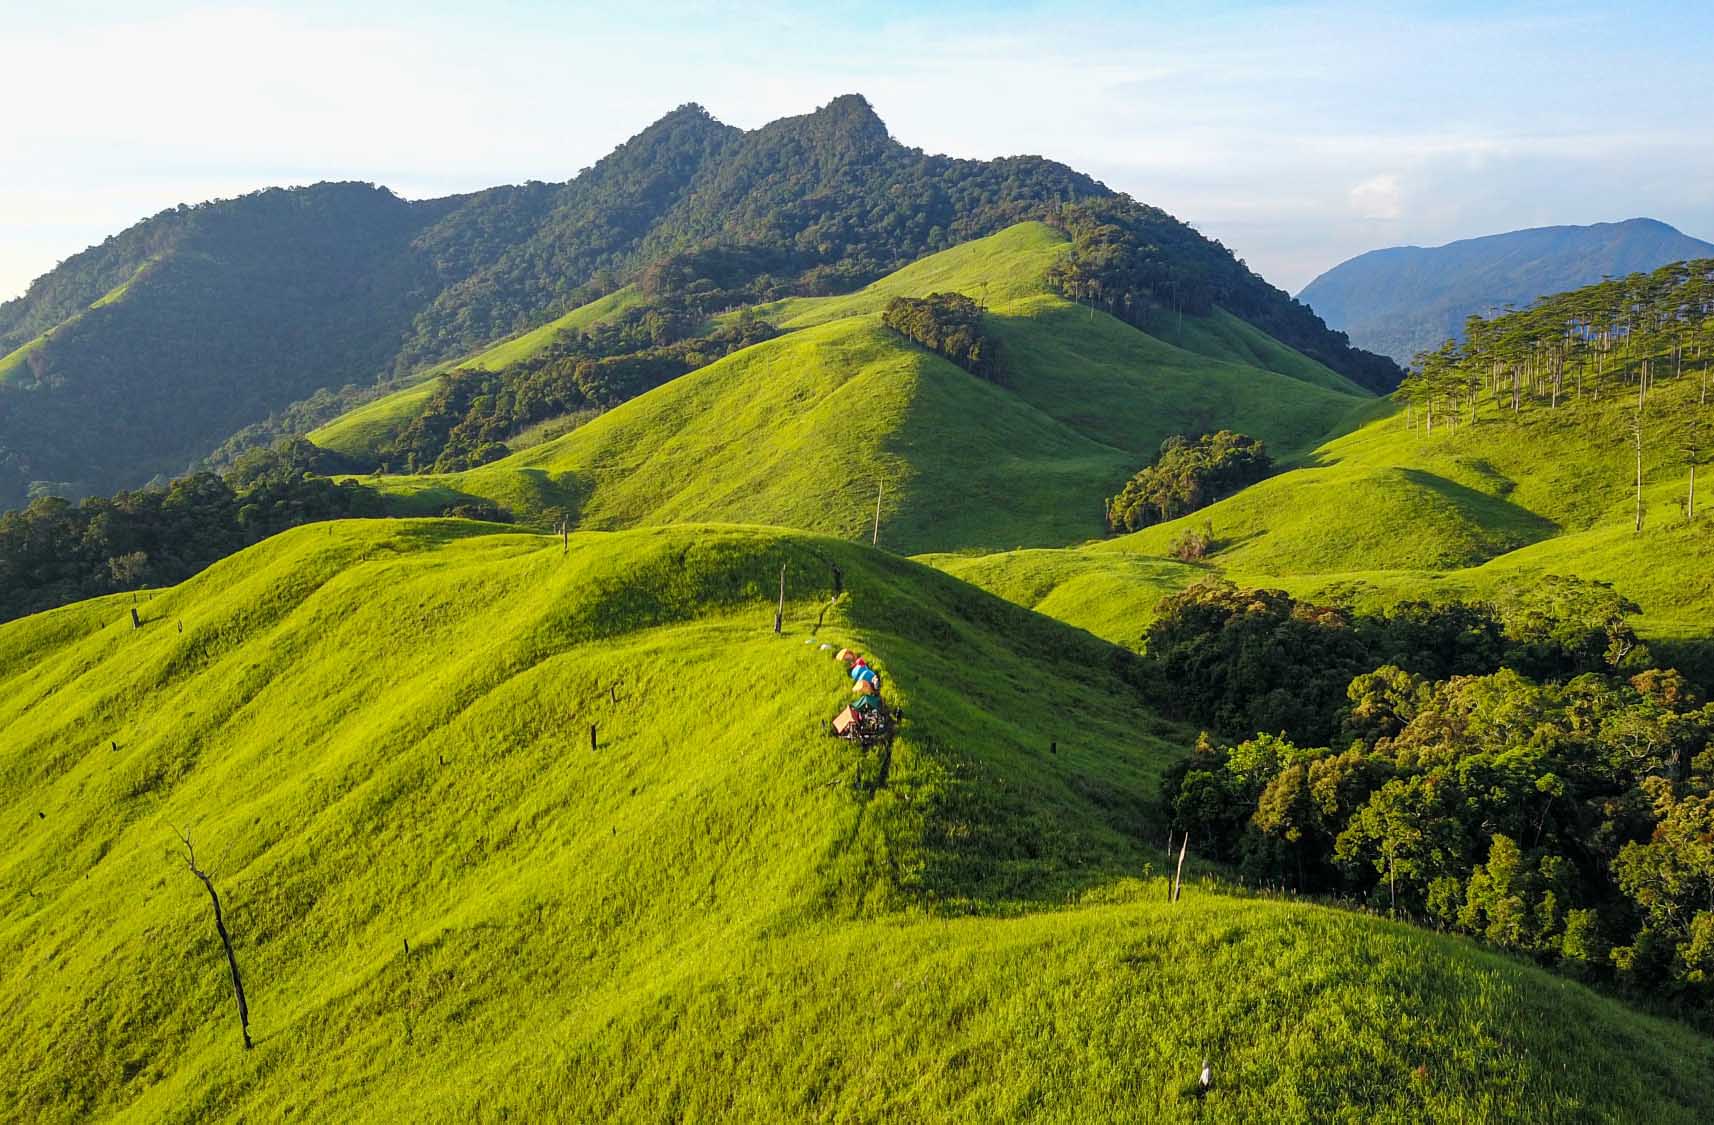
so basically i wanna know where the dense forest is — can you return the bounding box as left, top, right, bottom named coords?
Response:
left=2, top=95, right=1401, bottom=511
left=880, top=292, right=1001, bottom=382
left=1105, top=430, right=1272, bottom=533
left=1144, top=578, right=1714, bottom=1009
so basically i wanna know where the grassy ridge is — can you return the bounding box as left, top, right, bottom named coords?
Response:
left=4, top=519, right=1710, bottom=1121
left=312, top=222, right=1366, bottom=485
left=354, top=224, right=1365, bottom=553
left=308, top=287, right=644, bottom=458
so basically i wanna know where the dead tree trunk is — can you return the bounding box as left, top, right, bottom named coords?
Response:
left=871, top=482, right=884, bottom=548
left=173, top=827, right=252, bottom=1050
left=1635, top=410, right=1645, bottom=534
left=773, top=562, right=786, bottom=635
left=1171, top=834, right=1189, bottom=903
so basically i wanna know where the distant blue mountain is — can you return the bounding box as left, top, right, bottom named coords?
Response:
left=1298, top=218, right=1714, bottom=364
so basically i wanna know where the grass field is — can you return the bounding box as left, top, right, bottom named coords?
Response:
left=932, top=373, right=1714, bottom=673
left=4, top=519, right=1711, bottom=1122
left=355, top=224, right=1368, bottom=553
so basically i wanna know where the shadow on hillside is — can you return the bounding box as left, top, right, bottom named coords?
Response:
left=1397, top=468, right=1560, bottom=539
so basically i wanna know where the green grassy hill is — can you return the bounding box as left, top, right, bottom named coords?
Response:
left=4, top=519, right=1710, bottom=1121
left=933, top=374, right=1714, bottom=662
left=351, top=223, right=1368, bottom=553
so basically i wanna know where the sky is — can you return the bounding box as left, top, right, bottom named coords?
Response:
left=4, top=0, right=1713, bottom=301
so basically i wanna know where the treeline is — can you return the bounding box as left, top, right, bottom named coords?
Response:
left=1043, top=198, right=1403, bottom=393
left=380, top=306, right=778, bottom=473
left=1400, top=258, right=1714, bottom=429
left=1145, top=578, right=1714, bottom=1005
left=880, top=293, right=1001, bottom=382
left=0, top=440, right=496, bottom=624
left=1105, top=431, right=1271, bottom=533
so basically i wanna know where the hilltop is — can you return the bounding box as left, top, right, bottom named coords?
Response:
left=0, top=95, right=1389, bottom=510
left=4, top=519, right=1711, bottom=1121
left=1299, top=218, right=1714, bottom=363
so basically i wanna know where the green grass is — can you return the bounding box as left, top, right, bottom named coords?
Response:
left=4, top=518, right=1710, bottom=1121
left=747, top=221, right=1076, bottom=329
left=1165, top=307, right=1370, bottom=396
left=309, top=287, right=644, bottom=459
left=306, top=378, right=443, bottom=458
left=931, top=375, right=1714, bottom=664
left=360, top=225, right=1366, bottom=553
left=461, top=284, right=644, bottom=371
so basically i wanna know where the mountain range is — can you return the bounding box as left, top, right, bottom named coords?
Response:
left=1298, top=217, right=1714, bottom=364
left=0, top=95, right=1389, bottom=511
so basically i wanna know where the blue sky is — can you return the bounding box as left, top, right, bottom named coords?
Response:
left=4, top=0, right=1712, bottom=300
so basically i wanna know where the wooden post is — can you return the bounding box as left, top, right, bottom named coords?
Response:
left=1172, top=834, right=1188, bottom=903
left=872, top=482, right=884, bottom=547
left=609, top=683, right=618, bottom=704
left=173, top=827, right=252, bottom=1050
left=589, top=724, right=597, bottom=752
left=130, top=607, right=141, bottom=629
left=773, top=562, right=786, bottom=635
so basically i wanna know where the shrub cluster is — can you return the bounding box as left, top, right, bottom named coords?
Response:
left=1106, top=431, right=1271, bottom=533
left=880, top=292, right=1001, bottom=383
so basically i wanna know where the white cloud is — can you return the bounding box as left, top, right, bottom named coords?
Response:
left=1349, top=173, right=1404, bottom=221
left=2, top=2, right=1713, bottom=299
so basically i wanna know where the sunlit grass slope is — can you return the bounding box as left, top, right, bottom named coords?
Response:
left=361, top=226, right=1366, bottom=553
left=4, top=519, right=1711, bottom=1122
left=308, top=287, right=643, bottom=458
left=933, top=376, right=1714, bottom=659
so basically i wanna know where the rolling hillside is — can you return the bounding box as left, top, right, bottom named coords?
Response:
left=4, top=519, right=1711, bottom=1121
left=311, top=223, right=1368, bottom=468
left=350, top=224, right=1370, bottom=553
left=933, top=370, right=1714, bottom=665
left=1300, top=218, right=1714, bottom=364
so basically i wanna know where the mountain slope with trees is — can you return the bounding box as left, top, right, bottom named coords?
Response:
left=0, top=95, right=1391, bottom=511
left=1299, top=218, right=1714, bottom=364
